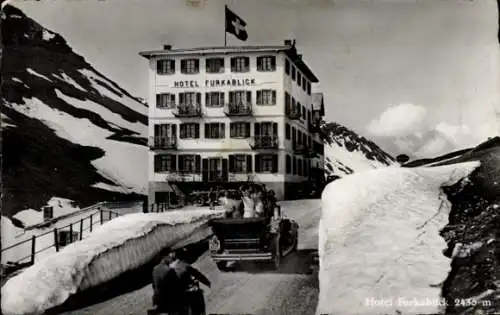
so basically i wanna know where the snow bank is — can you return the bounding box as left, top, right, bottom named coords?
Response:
left=316, top=162, right=480, bottom=315
left=1, top=209, right=224, bottom=315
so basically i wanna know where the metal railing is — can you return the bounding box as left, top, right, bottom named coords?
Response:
left=224, top=103, right=252, bottom=116
left=285, top=105, right=301, bottom=119
left=250, top=135, right=279, bottom=149
left=148, top=137, right=177, bottom=150
left=173, top=104, right=203, bottom=117
left=1, top=202, right=126, bottom=268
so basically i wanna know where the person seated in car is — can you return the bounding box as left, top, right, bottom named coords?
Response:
left=242, top=185, right=256, bottom=218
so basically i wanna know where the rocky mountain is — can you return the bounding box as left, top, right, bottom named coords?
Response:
left=1, top=5, right=148, bottom=217
left=320, top=121, right=397, bottom=178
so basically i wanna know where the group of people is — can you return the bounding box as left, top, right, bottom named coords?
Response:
left=151, top=248, right=210, bottom=314
left=218, top=183, right=280, bottom=220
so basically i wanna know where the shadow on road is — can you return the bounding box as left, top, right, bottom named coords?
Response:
left=45, top=239, right=210, bottom=314
left=226, top=248, right=318, bottom=276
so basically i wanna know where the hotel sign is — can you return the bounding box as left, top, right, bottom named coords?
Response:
left=173, top=78, right=256, bottom=88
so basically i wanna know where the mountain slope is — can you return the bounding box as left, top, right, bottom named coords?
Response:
left=320, top=122, right=396, bottom=177
left=1, top=5, right=148, bottom=217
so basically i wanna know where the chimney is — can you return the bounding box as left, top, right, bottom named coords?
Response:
left=284, top=39, right=292, bottom=46
left=163, top=44, right=172, bottom=50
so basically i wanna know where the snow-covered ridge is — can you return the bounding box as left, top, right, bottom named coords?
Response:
left=321, top=121, right=396, bottom=177
left=317, top=162, right=480, bottom=315
left=1, top=209, right=225, bottom=315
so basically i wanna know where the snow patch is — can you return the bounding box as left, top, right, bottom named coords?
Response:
left=8, top=97, right=147, bottom=194
left=1, top=209, right=224, bottom=315
left=12, top=197, right=80, bottom=228
left=42, top=29, right=55, bottom=41
left=91, top=182, right=130, bottom=193
left=26, top=68, right=53, bottom=82
left=317, top=162, right=480, bottom=315
left=51, top=73, right=86, bottom=92
left=78, top=69, right=147, bottom=116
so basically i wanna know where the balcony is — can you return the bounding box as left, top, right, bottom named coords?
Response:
left=224, top=103, right=252, bottom=117
left=250, top=135, right=279, bottom=150
left=303, top=147, right=319, bottom=158
left=286, top=106, right=301, bottom=120
left=173, top=104, right=203, bottom=118
left=149, top=137, right=177, bottom=150
left=293, top=143, right=306, bottom=155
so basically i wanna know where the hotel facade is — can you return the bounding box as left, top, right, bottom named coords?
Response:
left=140, top=40, right=325, bottom=202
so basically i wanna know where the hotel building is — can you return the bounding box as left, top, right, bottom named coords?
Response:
left=139, top=40, right=325, bottom=202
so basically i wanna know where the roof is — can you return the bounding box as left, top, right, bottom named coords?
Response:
left=139, top=44, right=319, bottom=83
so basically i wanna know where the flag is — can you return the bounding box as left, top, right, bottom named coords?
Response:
left=225, top=6, right=248, bottom=41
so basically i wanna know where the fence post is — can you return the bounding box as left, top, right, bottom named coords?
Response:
left=69, top=223, right=73, bottom=244
left=80, top=219, right=83, bottom=240
left=90, top=214, right=93, bottom=232
left=100, top=208, right=103, bottom=225
left=30, top=236, right=36, bottom=265
left=109, top=211, right=112, bottom=221
left=54, top=228, right=59, bottom=252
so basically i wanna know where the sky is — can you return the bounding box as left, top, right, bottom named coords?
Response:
left=12, top=0, right=500, bottom=158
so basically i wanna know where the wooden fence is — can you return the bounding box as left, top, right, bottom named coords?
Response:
left=1, top=202, right=125, bottom=269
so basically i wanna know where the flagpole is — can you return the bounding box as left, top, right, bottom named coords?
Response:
left=224, top=5, right=227, bottom=47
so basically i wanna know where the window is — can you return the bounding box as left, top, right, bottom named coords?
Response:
left=285, top=92, right=291, bottom=111
left=154, top=124, right=176, bottom=139
left=179, top=92, right=201, bottom=105
left=180, top=123, right=200, bottom=139
left=178, top=155, right=199, bottom=172
left=297, top=72, right=302, bottom=87
left=206, top=58, right=225, bottom=73
left=154, top=154, right=176, bottom=172
left=255, top=154, right=278, bottom=173
left=285, top=59, right=290, bottom=75
left=302, top=77, right=307, bottom=91
left=307, top=82, right=311, bottom=95
left=256, top=90, right=276, bottom=105
left=231, top=56, right=250, bottom=72
left=43, top=206, right=53, bottom=221
left=254, top=121, right=278, bottom=136
left=302, top=106, right=306, bottom=120
left=291, top=66, right=296, bottom=80
left=298, top=159, right=303, bottom=176
left=286, top=155, right=291, bottom=174
left=229, top=90, right=251, bottom=105
left=205, top=123, right=225, bottom=139
left=230, top=122, right=250, bottom=138
left=205, top=92, right=224, bottom=107
left=157, top=59, right=175, bottom=75
left=156, top=93, right=175, bottom=109
left=257, top=56, right=276, bottom=72
left=292, top=156, right=297, bottom=175
left=181, top=59, right=199, bottom=74
left=229, top=154, right=252, bottom=173
left=285, top=123, right=291, bottom=140
left=58, top=230, right=79, bottom=247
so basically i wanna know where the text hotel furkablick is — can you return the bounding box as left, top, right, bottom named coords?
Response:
left=173, top=78, right=256, bottom=88
left=365, top=296, right=448, bottom=308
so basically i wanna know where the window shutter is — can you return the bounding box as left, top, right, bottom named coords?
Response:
left=230, top=123, right=235, bottom=137
left=255, top=155, right=261, bottom=173
left=178, top=155, right=184, bottom=171
left=154, top=155, right=160, bottom=172
left=196, top=93, right=201, bottom=105
left=254, top=123, right=260, bottom=136
left=195, top=155, right=201, bottom=173
left=246, top=155, right=252, bottom=172
left=220, top=93, right=225, bottom=105
left=195, top=124, right=200, bottom=138
left=272, top=155, right=278, bottom=173
left=205, top=93, right=210, bottom=106
left=156, top=94, right=161, bottom=107
left=272, top=122, right=278, bottom=136
left=272, top=91, right=276, bottom=105
left=171, top=124, right=177, bottom=138
left=195, top=59, right=200, bottom=71
left=229, top=155, right=235, bottom=172
left=170, top=94, right=176, bottom=106
left=220, top=123, right=225, bottom=138
left=179, top=93, right=185, bottom=104
left=230, top=58, right=236, bottom=69
left=256, top=91, right=261, bottom=105
left=245, top=123, right=251, bottom=137
left=246, top=91, right=252, bottom=104
left=204, top=123, right=209, bottom=138
left=257, top=57, right=262, bottom=70
left=156, top=60, right=162, bottom=74
left=271, top=56, right=276, bottom=68
left=172, top=155, right=177, bottom=171
left=245, top=57, right=250, bottom=68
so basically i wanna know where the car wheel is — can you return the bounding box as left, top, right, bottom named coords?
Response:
left=272, top=236, right=281, bottom=270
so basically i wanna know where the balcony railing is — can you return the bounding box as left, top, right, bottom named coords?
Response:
left=148, top=137, right=177, bottom=150
left=303, top=147, right=319, bottom=158
left=173, top=104, right=203, bottom=117
left=286, top=106, right=301, bottom=120
left=250, top=135, right=279, bottom=149
left=293, top=143, right=307, bottom=155
left=224, top=103, right=252, bottom=116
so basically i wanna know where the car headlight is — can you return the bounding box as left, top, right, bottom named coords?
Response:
left=209, top=235, right=220, bottom=252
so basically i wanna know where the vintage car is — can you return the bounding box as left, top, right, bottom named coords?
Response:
left=208, top=212, right=299, bottom=271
